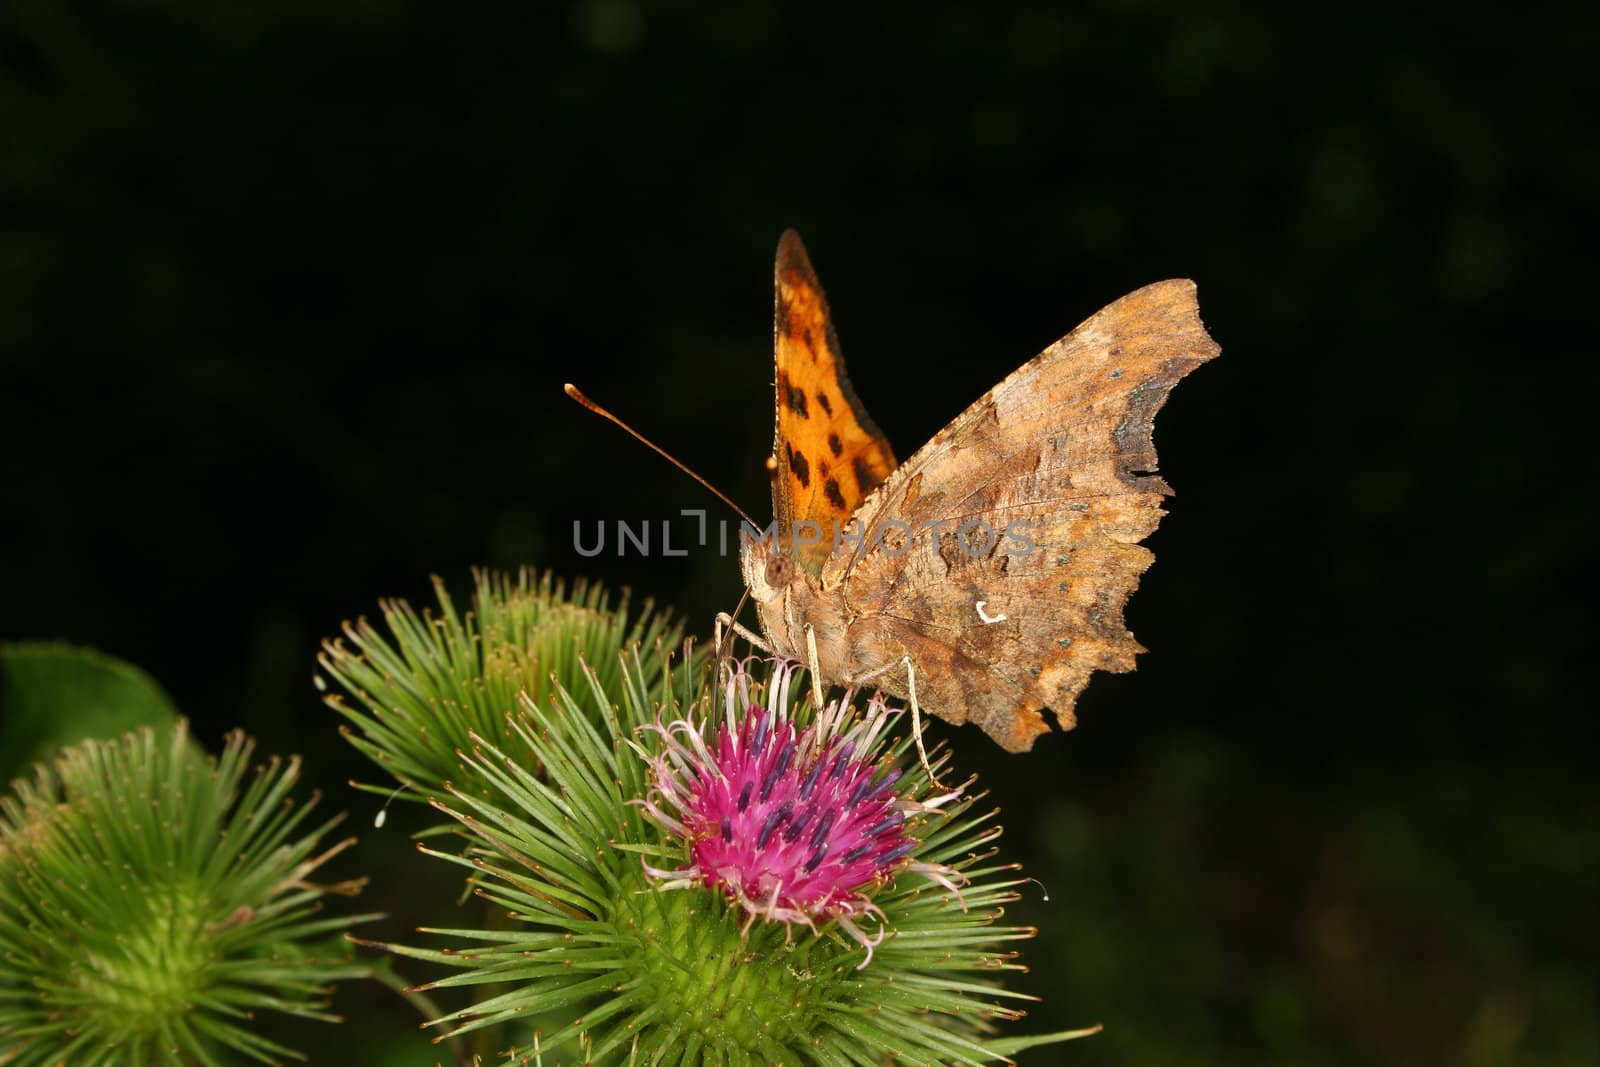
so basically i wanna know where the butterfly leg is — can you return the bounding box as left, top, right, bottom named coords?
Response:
left=804, top=623, right=826, bottom=709
left=848, top=657, right=942, bottom=787
left=901, top=655, right=946, bottom=790
left=714, top=612, right=772, bottom=654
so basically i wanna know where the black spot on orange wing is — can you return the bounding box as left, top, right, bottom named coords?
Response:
left=824, top=477, right=846, bottom=510
left=827, top=433, right=843, bottom=457
left=852, top=456, right=875, bottom=493
left=786, top=383, right=809, bottom=418
left=788, top=446, right=811, bottom=488
left=817, top=392, right=834, bottom=416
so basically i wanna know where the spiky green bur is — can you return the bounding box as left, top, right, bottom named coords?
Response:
left=367, top=651, right=1097, bottom=1064
left=318, top=568, right=684, bottom=805
left=0, top=722, right=377, bottom=1065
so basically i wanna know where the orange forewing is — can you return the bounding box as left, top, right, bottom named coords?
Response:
left=770, top=230, right=897, bottom=576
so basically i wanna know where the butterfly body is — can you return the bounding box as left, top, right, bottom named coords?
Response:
left=741, top=231, right=1220, bottom=752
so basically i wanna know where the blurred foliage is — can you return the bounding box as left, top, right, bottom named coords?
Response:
left=1, top=0, right=1593, bottom=1063
left=0, top=642, right=179, bottom=780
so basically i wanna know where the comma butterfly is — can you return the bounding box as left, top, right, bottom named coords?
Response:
left=737, top=231, right=1220, bottom=752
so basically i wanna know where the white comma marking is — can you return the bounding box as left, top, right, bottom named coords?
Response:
left=975, top=600, right=1007, bottom=625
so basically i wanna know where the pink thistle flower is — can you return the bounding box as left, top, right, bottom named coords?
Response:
left=636, top=661, right=964, bottom=967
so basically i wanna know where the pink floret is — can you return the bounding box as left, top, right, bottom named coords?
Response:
left=681, top=707, right=910, bottom=916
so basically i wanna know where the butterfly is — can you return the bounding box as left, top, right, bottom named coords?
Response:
left=736, top=230, right=1220, bottom=752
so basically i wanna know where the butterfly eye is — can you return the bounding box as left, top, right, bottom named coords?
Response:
left=764, top=554, right=794, bottom=588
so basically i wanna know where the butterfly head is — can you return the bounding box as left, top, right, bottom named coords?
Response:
left=738, top=534, right=799, bottom=606
left=738, top=532, right=848, bottom=675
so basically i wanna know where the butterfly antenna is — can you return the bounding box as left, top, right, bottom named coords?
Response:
left=565, top=384, right=757, bottom=528
left=716, top=585, right=755, bottom=674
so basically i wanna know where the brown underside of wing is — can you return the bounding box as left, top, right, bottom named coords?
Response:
left=771, top=230, right=897, bottom=576
left=835, top=278, right=1221, bottom=751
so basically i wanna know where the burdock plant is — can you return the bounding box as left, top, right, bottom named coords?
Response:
left=318, top=568, right=682, bottom=806
left=0, top=721, right=375, bottom=1065
left=336, top=571, right=1095, bottom=1063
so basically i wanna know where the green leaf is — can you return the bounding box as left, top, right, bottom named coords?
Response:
left=0, top=642, right=179, bottom=781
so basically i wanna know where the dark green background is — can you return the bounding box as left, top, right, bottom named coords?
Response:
left=2, top=2, right=1594, bottom=1064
